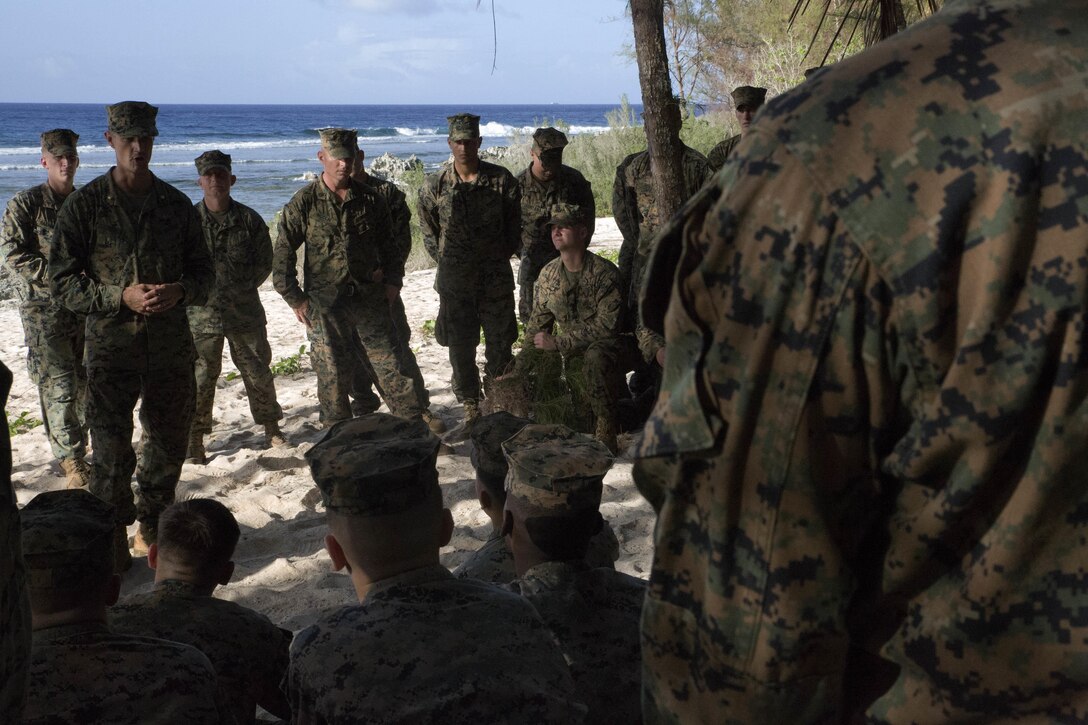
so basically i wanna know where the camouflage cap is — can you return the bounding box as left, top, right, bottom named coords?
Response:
left=194, top=149, right=232, bottom=175
left=40, top=129, right=79, bottom=157
left=305, top=413, right=441, bottom=516
left=447, top=113, right=481, bottom=141
left=21, top=489, right=115, bottom=589
left=532, top=127, right=568, bottom=153
left=470, top=411, right=531, bottom=482
left=502, top=424, right=613, bottom=512
left=319, top=128, right=359, bottom=160
left=732, top=86, right=768, bottom=109
left=106, top=100, right=159, bottom=138
left=547, top=202, right=589, bottom=228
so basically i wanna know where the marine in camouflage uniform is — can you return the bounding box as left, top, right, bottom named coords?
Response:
left=0, top=361, right=30, bottom=722
left=49, top=102, right=213, bottom=566
left=635, top=1, right=1088, bottom=721
left=515, top=127, right=595, bottom=322
left=504, top=424, right=645, bottom=724
left=454, top=411, right=619, bottom=584
left=418, top=113, right=521, bottom=423
left=21, top=490, right=230, bottom=724
left=273, top=128, right=428, bottom=424
left=0, top=129, right=90, bottom=488
left=705, top=85, right=767, bottom=172
left=110, top=498, right=291, bottom=724
left=517, top=203, right=636, bottom=452
left=288, top=413, right=585, bottom=722
left=186, top=150, right=284, bottom=463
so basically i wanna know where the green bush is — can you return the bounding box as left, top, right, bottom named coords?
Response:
left=7, top=410, right=43, bottom=437
left=270, top=345, right=307, bottom=376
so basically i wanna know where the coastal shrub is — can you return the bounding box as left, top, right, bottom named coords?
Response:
left=401, top=166, right=434, bottom=273
left=270, top=345, right=307, bottom=376
left=7, top=410, right=43, bottom=436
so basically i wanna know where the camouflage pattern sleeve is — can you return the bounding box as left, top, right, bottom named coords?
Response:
left=272, top=189, right=309, bottom=309
left=523, top=270, right=557, bottom=341
left=387, top=183, right=412, bottom=271
left=49, top=186, right=123, bottom=314
left=706, top=134, right=741, bottom=172
left=612, top=154, right=639, bottom=296
left=367, top=190, right=402, bottom=288
left=637, top=1, right=1088, bottom=722
left=1, top=190, right=47, bottom=297
left=501, top=168, right=522, bottom=259
left=178, top=197, right=214, bottom=309
left=553, top=254, right=623, bottom=355
left=417, top=174, right=441, bottom=263
left=571, top=169, right=596, bottom=236
left=249, top=207, right=274, bottom=288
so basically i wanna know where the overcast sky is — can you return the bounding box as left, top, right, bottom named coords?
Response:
left=0, top=0, right=641, bottom=105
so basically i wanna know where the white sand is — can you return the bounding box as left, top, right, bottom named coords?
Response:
left=3, top=218, right=655, bottom=632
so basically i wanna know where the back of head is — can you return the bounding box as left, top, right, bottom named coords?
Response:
left=21, top=490, right=115, bottom=613
left=155, top=498, right=240, bottom=572
left=503, top=424, right=613, bottom=562
left=307, top=413, right=443, bottom=566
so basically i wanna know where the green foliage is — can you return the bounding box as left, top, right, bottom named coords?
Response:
left=224, top=371, right=240, bottom=381
left=420, top=319, right=436, bottom=339
left=595, top=248, right=621, bottom=265
left=270, top=345, right=307, bottom=376
left=7, top=410, right=43, bottom=437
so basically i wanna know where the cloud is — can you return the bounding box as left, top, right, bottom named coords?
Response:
left=38, top=55, right=77, bottom=79
left=344, top=0, right=442, bottom=14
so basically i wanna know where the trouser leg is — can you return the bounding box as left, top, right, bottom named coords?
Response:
left=347, top=291, right=425, bottom=418
left=189, top=333, right=224, bottom=436
left=225, top=330, right=283, bottom=426
left=307, top=309, right=354, bottom=423
left=86, top=368, right=141, bottom=525
left=134, top=364, right=195, bottom=530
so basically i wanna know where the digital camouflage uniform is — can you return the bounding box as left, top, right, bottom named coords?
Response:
left=1, top=132, right=88, bottom=467
left=514, top=562, right=646, bottom=723
left=49, top=103, right=212, bottom=532
left=289, top=413, right=586, bottom=723
left=454, top=526, right=620, bottom=585
left=418, top=114, right=521, bottom=405
left=516, top=127, right=595, bottom=322
left=273, top=130, right=425, bottom=422
left=636, top=1, right=1088, bottom=721
left=0, top=362, right=30, bottom=721
left=20, top=489, right=230, bottom=724
left=502, top=424, right=641, bottom=722
left=309, top=168, right=430, bottom=417
left=111, top=578, right=292, bottom=725
left=705, top=133, right=741, bottom=172
left=187, top=151, right=282, bottom=441
left=519, top=247, right=631, bottom=428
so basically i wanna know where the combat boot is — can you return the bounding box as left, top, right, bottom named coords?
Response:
left=595, top=415, right=619, bottom=455
left=60, top=457, right=91, bottom=490
left=421, top=409, right=447, bottom=435
left=114, top=526, right=132, bottom=573
left=264, top=422, right=287, bottom=447
left=462, top=400, right=481, bottom=429
left=186, top=433, right=206, bottom=465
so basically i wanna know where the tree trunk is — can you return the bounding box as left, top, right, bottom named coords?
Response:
left=630, top=0, right=685, bottom=223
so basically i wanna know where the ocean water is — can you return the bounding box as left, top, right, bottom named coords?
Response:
left=0, top=103, right=640, bottom=221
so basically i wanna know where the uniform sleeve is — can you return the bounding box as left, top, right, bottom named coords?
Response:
left=523, top=273, right=556, bottom=341
left=272, top=196, right=308, bottom=309
left=417, top=175, right=441, bottom=263
left=49, top=192, right=124, bottom=315
left=0, top=195, right=46, bottom=292
left=179, top=203, right=213, bottom=307
left=388, top=186, right=413, bottom=271
left=613, top=160, right=638, bottom=301
left=251, top=212, right=274, bottom=288
left=502, top=171, right=522, bottom=258
left=573, top=171, right=596, bottom=237
left=372, top=197, right=403, bottom=288
left=555, top=261, right=623, bottom=354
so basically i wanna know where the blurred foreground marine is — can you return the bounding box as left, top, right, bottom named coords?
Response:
left=454, top=411, right=619, bottom=583
left=186, top=150, right=284, bottom=464
left=21, top=490, right=229, bottom=723
left=706, top=85, right=766, bottom=171
left=635, top=1, right=1088, bottom=721
left=287, top=413, right=585, bottom=722
left=516, top=127, right=594, bottom=322
left=0, top=361, right=30, bottom=721
left=110, top=497, right=291, bottom=724
left=50, top=101, right=213, bottom=570
left=1, top=129, right=90, bottom=489
left=504, top=424, right=645, bottom=723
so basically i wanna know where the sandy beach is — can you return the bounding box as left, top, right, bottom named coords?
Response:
left=3, top=217, right=654, bottom=632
